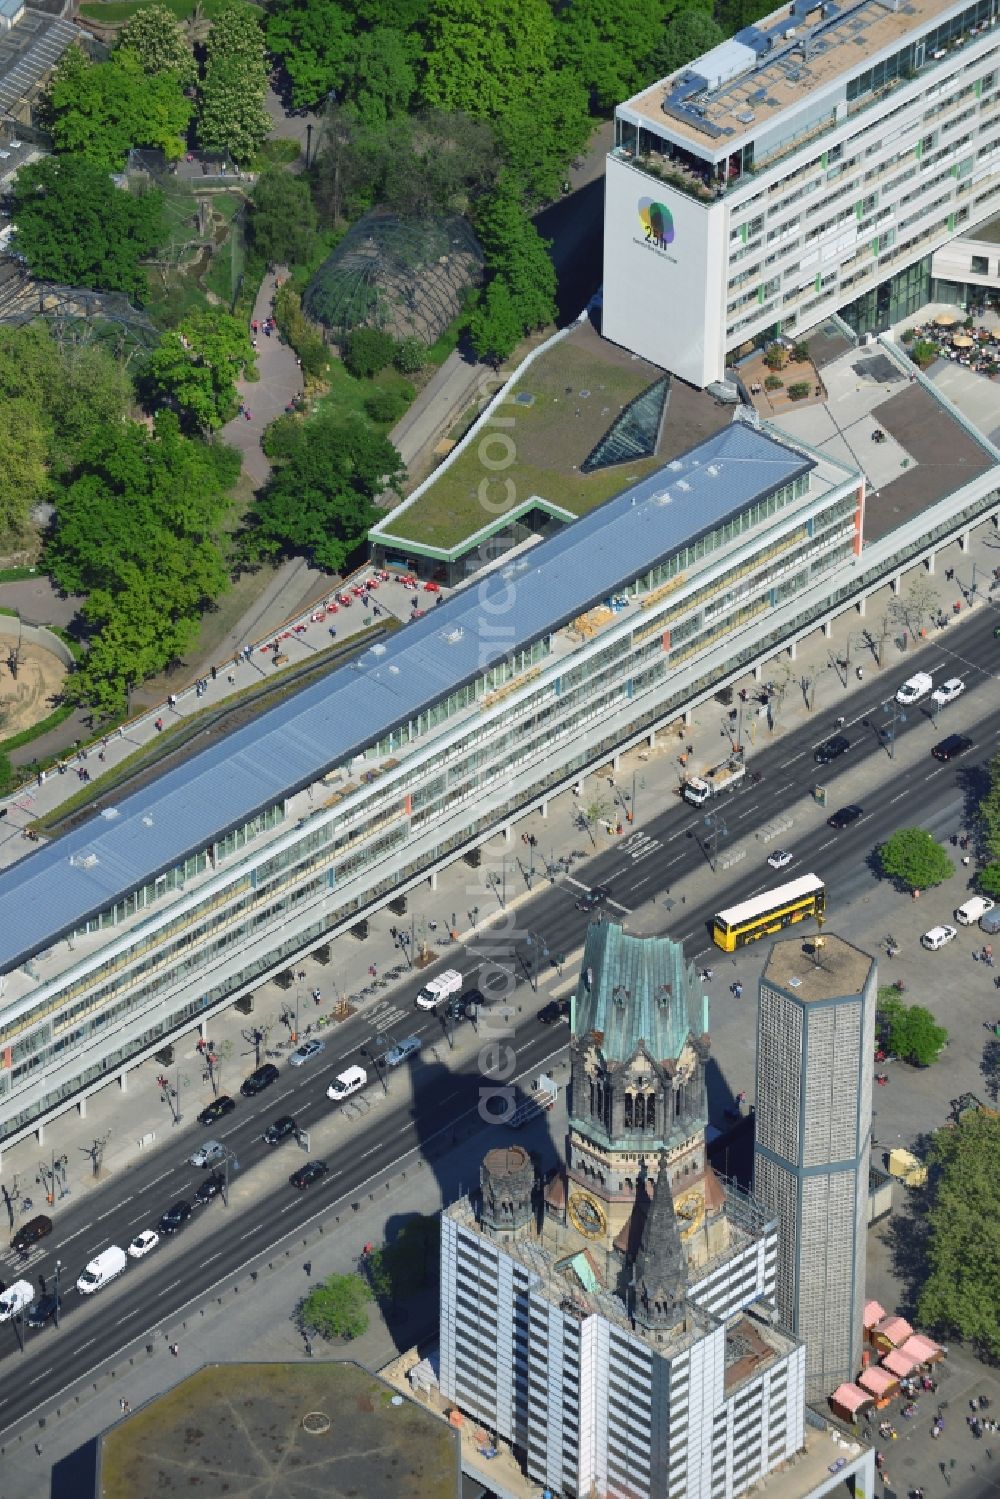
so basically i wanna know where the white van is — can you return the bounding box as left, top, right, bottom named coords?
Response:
left=895, top=672, right=933, bottom=706
left=327, top=1064, right=367, bottom=1102
left=415, top=969, right=463, bottom=1010
left=956, top=895, right=996, bottom=925
left=0, top=1280, right=35, bottom=1321
left=77, top=1245, right=128, bottom=1294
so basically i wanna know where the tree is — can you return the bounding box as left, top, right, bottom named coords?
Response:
left=650, top=9, right=725, bottom=77
left=889, top=575, right=940, bottom=638
left=879, top=993, right=948, bottom=1067
left=347, top=28, right=416, bottom=126
left=248, top=412, right=404, bottom=572
left=117, top=4, right=196, bottom=83
left=148, top=308, right=255, bottom=431
left=421, top=0, right=556, bottom=121
left=878, top=827, right=954, bottom=891
left=250, top=169, right=318, bottom=267
left=46, top=49, right=192, bottom=168
left=979, top=751, right=1000, bottom=861
left=198, top=2, right=269, bottom=163
left=11, top=157, right=163, bottom=297
left=267, top=0, right=354, bottom=109
left=198, top=55, right=270, bottom=163
left=493, top=67, right=590, bottom=202
left=979, top=862, right=1000, bottom=900
left=273, top=284, right=328, bottom=378
left=0, top=399, right=49, bottom=551
left=469, top=277, right=523, bottom=364
left=343, top=327, right=396, bottom=379
left=556, top=0, right=668, bottom=113
left=301, top=1272, right=372, bottom=1340
left=918, top=1110, right=1000, bottom=1358
left=205, top=0, right=267, bottom=69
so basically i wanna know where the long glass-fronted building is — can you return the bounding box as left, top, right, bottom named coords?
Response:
left=0, top=409, right=993, bottom=1153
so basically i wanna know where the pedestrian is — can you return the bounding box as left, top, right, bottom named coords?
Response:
left=303, top=1260, right=312, bottom=1277
left=119, top=1396, right=129, bottom=1413
left=735, top=982, right=743, bottom=998
left=211, top=665, right=217, bottom=681
left=168, top=694, right=177, bottom=708
left=154, top=718, right=163, bottom=733
left=169, top=1343, right=179, bottom=1357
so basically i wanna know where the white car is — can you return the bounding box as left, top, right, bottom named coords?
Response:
left=128, top=1229, right=160, bottom=1260
left=920, top=924, right=958, bottom=951
left=931, top=677, right=964, bottom=707
left=0, top=1280, right=35, bottom=1321
left=767, top=849, right=794, bottom=870
left=188, top=1139, right=226, bottom=1168
left=895, top=671, right=933, bottom=706
left=288, top=1038, right=326, bottom=1066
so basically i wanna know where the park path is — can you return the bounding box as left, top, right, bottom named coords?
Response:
left=220, top=266, right=304, bottom=489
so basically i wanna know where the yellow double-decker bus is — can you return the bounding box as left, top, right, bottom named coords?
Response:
left=712, top=874, right=825, bottom=952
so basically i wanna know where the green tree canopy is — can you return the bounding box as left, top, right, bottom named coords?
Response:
left=11, top=156, right=163, bottom=297
left=918, top=1110, right=1000, bottom=1358
left=343, top=326, right=396, bottom=379
left=493, top=69, right=591, bottom=201
left=46, top=49, right=192, bottom=168
left=198, top=54, right=270, bottom=163
left=250, top=169, right=318, bottom=267
left=301, top=1272, right=372, bottom=1340
left=147, top=308, right=255, bottom=431
left=347, top=28, right=417, bottom=126
left=879, top=993, right=948, bottom=1066
left=468, top=181, right=557, bottom=357
left=421, top=0, right=555, bottom=120
left=468, top=277, right=523, bottom=364
left=650, top=8, right=725, bottom=77
left=0, top=400, right=48, bottom=551
left=979, top=750, right=1000, bottom=862
left=556, top=0, right=669, bottom=113
left=116, top=4, right=196, bottom=82
left=248, top=412, right=404, bottom=571
left=205, top=0, right=267, bottom=68
left=48, top=414, right=238, bottom=713
left=978, top=862, right=1000, bottom=900
left=266, top=0, right=354, bottom=110
left=878, top=827, right=954, bottom=891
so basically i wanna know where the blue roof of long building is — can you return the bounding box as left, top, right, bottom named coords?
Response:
left=0, top=421, right=811, bottom=974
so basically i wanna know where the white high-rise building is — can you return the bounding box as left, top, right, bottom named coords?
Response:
left=603, top=0, right=1000, bottom=386
left=439, top=926, right=807, bottom=1499
left=754, top=933, right=877, bottom=1402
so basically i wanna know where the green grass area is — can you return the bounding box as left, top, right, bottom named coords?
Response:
left=313, top=361, right=416, bottom=428
left=80, top=0, right=248, bottom=23
left=384, top=330, right=664, bottom=550
left=253, top=139, right=301, bottom=171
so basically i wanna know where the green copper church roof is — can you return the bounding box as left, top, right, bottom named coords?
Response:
left=572, top=924, right=708, bottom=1063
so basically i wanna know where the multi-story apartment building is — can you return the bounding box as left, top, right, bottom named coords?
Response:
left=754, top=934, right=877, bottom=1401
left=603, top=0, right=1000, bottom=385
left=0, top=422, right=869, bottom=1153
left=440, top=924, right=808, bottom=1499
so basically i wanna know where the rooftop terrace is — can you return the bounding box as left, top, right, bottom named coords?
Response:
left=763, top=931, right=875, bottom=1002
left=621, top=0, right=980, bottom=152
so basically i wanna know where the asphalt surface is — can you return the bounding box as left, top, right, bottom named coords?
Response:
left=0, top=608, right=997, bottom=1431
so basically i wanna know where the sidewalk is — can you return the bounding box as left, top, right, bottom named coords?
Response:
left=219, top=266, right=303, bottom=488
left=0, top=522, right=997, bottom=1191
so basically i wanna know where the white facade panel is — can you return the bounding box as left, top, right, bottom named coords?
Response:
left=603, top=155, right=728, bottom=386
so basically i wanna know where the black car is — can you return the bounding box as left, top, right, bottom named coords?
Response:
left=26, top=1293, right=60, bottom=1328
left=158, top=1199, right=193, bottom=1235
left=575, top=885, right=612, bottom=912
left=240, top=1062, right=279, bottom=1098
left=263, top=1114, right=298, bottom=1146
left=194, top=1173, right=225, bottom=1205
left=289, top=1160, right=329, bottom=1190
left=814, top=734, right=850, bottom=765
left=827, top=804, right=864, bottom=829
left=538, top=998, right=570, bottom=1025
left=932, top=733, right=974, bottom=762
left=198, top=1094, right=236, bottom=1126
left=460, top=987, right=483, bottom=1014
left=10, top=1214, right=53, bottom=1255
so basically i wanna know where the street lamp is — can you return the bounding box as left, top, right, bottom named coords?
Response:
left=54, top=1259, right=61, bottom=1327
left=361, top=1045, right=388, bottom=1095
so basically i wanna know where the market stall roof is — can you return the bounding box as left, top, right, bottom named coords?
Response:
left=934, top=312, right=958, bottom=326
left=858, top=1366, right=897, bottom=1397
left=863, top=1299, right=887, bottom=1330
left=898, top=1333, right=943, bottom=1365
left=882, top=1347, right=917, bottom=1379
left=874, top=1314, right=913, bottom=1346
left=830, top=1383, right=871, bottom=1417
left=952, top=333, right=975, bottom=349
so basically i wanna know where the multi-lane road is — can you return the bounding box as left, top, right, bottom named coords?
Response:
left=0, top=606, right=997, bottom=1430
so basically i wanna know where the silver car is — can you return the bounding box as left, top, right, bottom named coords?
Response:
left=288, top=1038, right=326, bottom=1066
left=188, top=1139, right=226, bottom=1168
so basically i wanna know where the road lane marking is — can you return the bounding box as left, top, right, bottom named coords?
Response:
left=58, top=1224, right=91, bottom=1245
left=816, top=838, right=837, bottom=851
left=780, top=752, right=804, bottom=766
